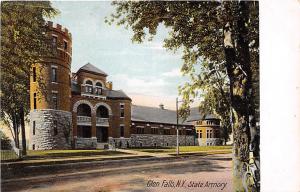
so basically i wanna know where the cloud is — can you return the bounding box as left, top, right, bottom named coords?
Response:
left=110, top=74, right=170, bottom=96
left=162, top=68, right=182, bottom=78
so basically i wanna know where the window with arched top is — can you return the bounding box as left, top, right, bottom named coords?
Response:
left=94, top=82, right=103, bottom=95
left=84, top=80, right=93, bottom=93
left=95, top=82, right=102, bottom=87
left=85, top=80, right=93, bottom=85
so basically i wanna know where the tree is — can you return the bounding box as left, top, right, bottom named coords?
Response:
left=178, top=60, right=232, bottom=144
left=108, top=1, right=259, bottom=189
left=1, top=1, right=58, bottom=155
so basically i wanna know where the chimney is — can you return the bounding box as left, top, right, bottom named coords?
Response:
left=106, top=81, right=113, bottom=90
left=159, top=104, right=164, bottom=109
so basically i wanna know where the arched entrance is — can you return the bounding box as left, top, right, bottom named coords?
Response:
left=96, top=105, right=109, bottom=142
left=77, top=103, right=92, bottom=138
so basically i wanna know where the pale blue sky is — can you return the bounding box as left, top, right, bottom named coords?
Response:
left=51, top=1, right=187, bottom=100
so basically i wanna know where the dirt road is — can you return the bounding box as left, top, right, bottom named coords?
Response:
left=2, top=153, right=233, bottom=192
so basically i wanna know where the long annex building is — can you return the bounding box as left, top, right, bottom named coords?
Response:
left=29, top=22, right=223, bottom=150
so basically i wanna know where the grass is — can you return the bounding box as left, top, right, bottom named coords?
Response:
left=1, top=150, right=19, bottom=161
left=26, top=149, right=126, bottom=159
left=131, top=145, right=232, bottom=153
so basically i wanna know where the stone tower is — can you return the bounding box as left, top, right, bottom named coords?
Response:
left=29, top=21, right=72, bottom=150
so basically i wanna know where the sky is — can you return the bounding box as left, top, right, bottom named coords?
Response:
left=50, top=1, right=190, bottom=109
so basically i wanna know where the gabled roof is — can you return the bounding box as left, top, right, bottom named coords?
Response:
left=131, top=105, right=193, bottom=126
left=77, top=63, right=108, bottom=77
left=186, top=107, right=219, bottom=122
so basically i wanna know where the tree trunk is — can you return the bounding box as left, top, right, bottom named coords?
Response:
left=20, top=107, right=27, bottom=155
left=13, top=114, right=19, bottom=148
left=223, top=2, right=259, bottom=191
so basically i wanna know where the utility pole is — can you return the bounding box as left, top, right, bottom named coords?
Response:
left=176, top=97, right=179, bottom=156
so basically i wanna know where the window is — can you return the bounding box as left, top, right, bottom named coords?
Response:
left=64, top=41, right=68, bottom=50
left=120, top=125, right=124, bottom=137
left=120, top=104, right=125, bottom=118
left=94, top=87, right=102, bottom=95
left=53, top=120, right=58, bottom=136
left=95, top=82, right=102, bottom=87
left=51, top=67, right=57, bottom=82
left=33, top=121, right=36, bottom=135
left=137, top=127, right=144, bottom=134
left=85, top=80, right=93, bottom=93
left=33, top=67, right=36, bottom=82
left=179, top=129, right=182, bottom=135
left=163, top=129, right=171, bottom=135
left=52, top=92, right=58, bottom=109
left=151, top=128, right=158, bottom=134
left=52, top=36, right=57, bottom=47
left=32, top=144, right=35, bottom=150
left=206, top=130, right=213, bottom=138
left=199, top=130, right=202, bottom=138
left=33, top=93, right=37, bottom=109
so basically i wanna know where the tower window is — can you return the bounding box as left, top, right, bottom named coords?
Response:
left=52, top=92, right=58, bottom=109
left=53, top=120, right=58, bottom=136
left=64, top=41, right=68, bottom=50
left=120, top=104, right=125, bottom=118
left=33, top=67, right=36, bottom=82
left=120, top=125, right=124, bottom=137
left=33, top=121, right=36, bottom=135
left=52, top=36, right=57, bottom=47
left=51, top=67, right=57, bottom=82
left=33, top=93, right=37, bottom=109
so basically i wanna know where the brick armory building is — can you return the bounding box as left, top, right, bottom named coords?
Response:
left=29, top=22, right=222, bottom=150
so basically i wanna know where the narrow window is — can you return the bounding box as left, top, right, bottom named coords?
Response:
left=52, top=92, right=58, bottom=109
left=33, top=93, right=37, bottom=109
left=53, top=120, right=58, bottom=135
left=207, top=130, right=209, bottom=138
left=33, top=67, right=36, bottom=82
left=120, top=125, right=124, bottom=137
left=32, top=144, right=35, bottom=150
left=64, top=41, right=68, bottom=50
left=51, top=67, right=57, bottom=82
left=33, top=121, right=36, bottom=135
left=120, top=104, right=125, bottom=118
left=199, top=130, right=202, bottom=138
left=52, top=36, right=57, bottom=47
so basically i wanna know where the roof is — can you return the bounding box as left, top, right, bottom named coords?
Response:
left=71, top=82, right=131, bottom=100
left=185, top=107, right=219, bottom=122
left=131, top=105, right=193, bottom=126
left=106, top=90, right=131, bottom=100
left=77, top=63, right=108, bottom=76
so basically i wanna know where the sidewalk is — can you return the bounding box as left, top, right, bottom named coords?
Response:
left=116, top=148, right=172, bottom=158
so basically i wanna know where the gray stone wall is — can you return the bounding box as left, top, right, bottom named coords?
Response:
left=29, top=109, right=72, bottom=150
left=130, top=134, right=198, bottom=148
left=108, top=137, right=131, bottom=149
left=197, top=138, right=223, bottom=146
left=74, top=137, right=97, bottom=149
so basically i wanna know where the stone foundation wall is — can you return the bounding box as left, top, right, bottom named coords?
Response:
left=130, top=134, right=198, bottom=147
left=197, top=138, right=223, bottom=146
left=74, top=137, right=97, bottom=149
left=108, top=137, right=131, bottom=149
left=29, top=110, right=72, bottom=150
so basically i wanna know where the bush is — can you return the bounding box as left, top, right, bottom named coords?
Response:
left=0, top=130, right=12, bottom=150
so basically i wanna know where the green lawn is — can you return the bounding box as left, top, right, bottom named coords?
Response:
left=131, top=145, right=232, bottom=153
left=26, top=149, right=126, bottom=160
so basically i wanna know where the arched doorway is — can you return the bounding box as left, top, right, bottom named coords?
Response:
left=96, top=105, right=109, bottom=142
left=77, top=103, right=92, bottom=138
